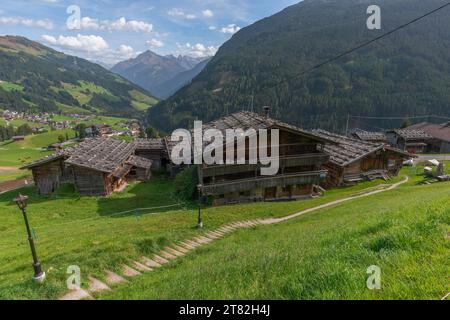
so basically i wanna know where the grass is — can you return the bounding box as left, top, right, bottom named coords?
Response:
left=0, top=129, right=75, bottom=167
left=0, top=81, right=24, bottom=92
left=100, top=178, right=449, bottom=300
left=0, top=170, right=29, bottom=183
left=61, top=81, right=115, bottom=106
left=0, top=174, right=408, bottom=300
left=129, top=89, right=158, bottom=111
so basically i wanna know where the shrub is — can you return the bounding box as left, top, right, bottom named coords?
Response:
left=173, top=166, right=199, bottom=201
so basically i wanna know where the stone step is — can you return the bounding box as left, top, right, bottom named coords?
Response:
left=105, top=270, right=127, bottom=285
left=204, top=232, right=219, bottom=240
left=132, top=261, right=152, bottom=272
left=141, top=256, right=162, bottom=268
left=165, top=247, right=185, bottom=257
left=179, top=242, right=196, bottom=250
left=206, top=231, right=222, bottom=239
left=88, top=276, right=110, bottom=293
left=217, top=227, right=232, bottom=233
left=122, top=265, right=141, bottom=277
left=60, top=287, right=92, bottom=300
left=153, top=254, right=170, bottom=265
left=193, top=236, right=212, bottom=244
left=230, top=222, right=244, bottom=228
left=172, top=244, right=190, bottom=254
left=184, top=239, right=201, bottom=247
left=159, top=250, right=177, bottom=260
left=212, top=230, right=226, bottom=236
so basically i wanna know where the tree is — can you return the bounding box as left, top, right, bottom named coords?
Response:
left=58, top=134, right=66, bottom=143
left=75, top=123, right=87, bottom=139
left=401, top=119, right=412, bottom=129
left=146, top=126, right=160, bottom=139
left=16, top=123, right=33, bottom=136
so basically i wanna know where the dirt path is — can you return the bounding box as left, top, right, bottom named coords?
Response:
left=0, top=166, right=18, bottom=173
left=60, top=177, right=409, bottom=300
left=0, top=178, right=33, bottom=194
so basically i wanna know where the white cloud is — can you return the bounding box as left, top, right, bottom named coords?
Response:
left=42, top=34, right=109, bottom=53
left=220, top=24, right=241, bottom=34
left=0, top=16, right=53, bottom=30
left=147, top=39, right=164, bottom=48
left=202, top=10, right=214, bottom=18
left=80, top=17, right=153, bottom=33
left=177, top=42, right=218, bottom=58
left=41, top=0, right=58, bottom=3
left=209, top=26, right=217, bottom=31
left=167, top=8, right=196, bottom=20
left=117, top=45, right=135, bottom=59
left=42, top=34, right=136, bottom=64
left=167, top=8, right=186, bottom=17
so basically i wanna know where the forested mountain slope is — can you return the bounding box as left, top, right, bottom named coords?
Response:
left=0, top=36, right=157, bottom=117
left=147, top=0, right=450, bottom=132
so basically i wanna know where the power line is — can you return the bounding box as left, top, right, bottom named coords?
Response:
left=349, top=114, right=450, bottom=120
left=261, top=2, right=450, bottom=92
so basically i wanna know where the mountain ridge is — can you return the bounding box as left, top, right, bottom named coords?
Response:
left=0, top=36, right=158, bottom=117
left=111, top=50, right=210, bottom=99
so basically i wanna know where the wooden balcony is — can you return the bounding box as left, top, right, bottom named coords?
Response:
left=202, top=170, right=328, bottom=195
left=201, top=153, right=329, bottom=178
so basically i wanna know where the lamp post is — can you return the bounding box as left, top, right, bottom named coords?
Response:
left=13, top=194, right=46, bottom=283
left=197, top=184, right=203, bottom=229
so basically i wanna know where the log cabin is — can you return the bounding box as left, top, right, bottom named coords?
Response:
left=406, top=122, right=450, bottom=153
left=165, top=111, right=335, bottom=205
left=134, top=138, right=166, bottom=170
left=386, top=129, right=433, bottom=154
left=312, top=130, right=412, bottom=187
left=22, top=138, right=154, bottom=196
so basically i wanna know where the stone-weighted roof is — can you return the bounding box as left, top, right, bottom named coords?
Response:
left=312, top=130, right=411, bottom=167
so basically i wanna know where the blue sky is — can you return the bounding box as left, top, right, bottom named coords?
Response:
left=0, top=0, right=300, bottom=65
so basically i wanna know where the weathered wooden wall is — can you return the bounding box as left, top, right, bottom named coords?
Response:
left=32, top=160, right=73, bottom=195
left=72, top=166, right=108, bottom=196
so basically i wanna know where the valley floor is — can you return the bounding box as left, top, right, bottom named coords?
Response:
left=0, top=169, right=448, bottom=300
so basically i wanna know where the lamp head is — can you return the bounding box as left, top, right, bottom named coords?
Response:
left=13, top=194, right=28, bottom=210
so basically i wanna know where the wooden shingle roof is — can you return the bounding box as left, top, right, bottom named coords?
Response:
left=133, top=138, right=164, bottom=150
left=165, top=111, right=335, bottom=159
left=126, top=155, right=153, bottom=169
left=407, top=122, right=450, bottom=142
left=312, top=130, right=411, bottom=167
left=352, top=130, right=388, bottom=143
left=64, top=138, right=136, bottom=173
left=388, top=129, right=433, bottom=140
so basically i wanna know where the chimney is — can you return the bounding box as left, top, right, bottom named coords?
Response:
left=263, top=106, right=271, bottom=118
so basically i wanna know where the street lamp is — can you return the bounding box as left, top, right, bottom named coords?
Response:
left=13, top=194, right=46, bottom=283
left=197, top=184, right=203, bottom=229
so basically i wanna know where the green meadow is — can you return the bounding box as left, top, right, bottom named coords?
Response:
left=0, top=167, right=448, bottom=300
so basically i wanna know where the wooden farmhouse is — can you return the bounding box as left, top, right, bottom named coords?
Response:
left=406, top=122, right=450, bottom=153
left=165, top=111, right=334, bottom=205
left=312, top=130, right=412, bottom=187
left=386, top=129, right=433, bottom=154
left=22, top=138, right=160, bottom=196
left=134, top=139, right=167, bottom=170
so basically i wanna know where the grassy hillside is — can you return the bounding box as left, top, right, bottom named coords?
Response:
left=0, top=129, right=74, bottom=167
left=0, top=36, right=158, bottom=118
left=102, top=177, right=449, bottom=300
left=0, top=169, right=448, bottom=300
left=148, top=0, right=450, bottom=132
